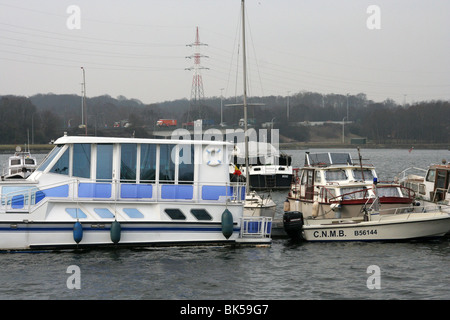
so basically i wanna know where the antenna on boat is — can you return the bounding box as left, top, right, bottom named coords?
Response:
left=357, top=147, right=365, bottom=181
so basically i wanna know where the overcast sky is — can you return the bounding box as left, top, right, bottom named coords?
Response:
left=1, top=0, right=449, bottom=105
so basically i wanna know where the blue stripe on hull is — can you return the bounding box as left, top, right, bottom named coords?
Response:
left=0, top=224, right=240, bottom=233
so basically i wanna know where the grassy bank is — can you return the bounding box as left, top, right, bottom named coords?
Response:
left=0, top=144, right=54, bottom=153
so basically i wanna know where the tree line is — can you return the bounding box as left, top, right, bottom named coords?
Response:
left=0, top=92, right=448, bottom=145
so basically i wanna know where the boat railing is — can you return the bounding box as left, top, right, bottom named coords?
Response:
left=0, top=178, right=246, bottom=213
left=397, top=167, right=427, bottom=181
left=329, top=187, right=371, bottom=203
left=328, top=184, right=415, bottom=203
left=363, top=199, right=450, bottom=220
left=239, top=216, right=272, bottom=239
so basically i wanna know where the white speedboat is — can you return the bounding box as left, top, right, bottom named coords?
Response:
left=398, top=160, right=450, bottom=205
left=0, top=134, right=272, bottom=251
left=3, top=146, right=37, bottom=179
left=286, top=151, right=415, bottom=219
left=283, top=202, right=450, bottom=242
left=244, top=190, right=276, bottom=218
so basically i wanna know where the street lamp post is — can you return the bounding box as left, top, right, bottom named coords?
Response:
left=220, top=88, right=224, bottom=126
left=342, top=117, right=347, bottom=144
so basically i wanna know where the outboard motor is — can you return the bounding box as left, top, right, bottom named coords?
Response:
left=283, top=211, right=304, bottom=240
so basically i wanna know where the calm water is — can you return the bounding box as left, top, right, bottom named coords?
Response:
left=0, top=148, right=449, bottom=301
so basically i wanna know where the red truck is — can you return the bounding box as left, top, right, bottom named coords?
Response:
left=156, top=119, right=177, bottom=127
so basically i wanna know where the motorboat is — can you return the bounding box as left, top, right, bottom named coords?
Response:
left=0, top=134, right=272, bottom=251
left=285, top=151, right=415, bottom=219
left=283, top=202, right=450, bottom=241
left=398, top=160, right=450, bottom=205
left=244, top=190, right=276, bottom=218
left=3, top=146, right=37, bottom=179
left=230, top=141, right=293, bottom=190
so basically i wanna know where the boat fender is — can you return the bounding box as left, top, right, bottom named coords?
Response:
left=204, top=147, right=222, bottom=166
left=221, top=209, right=234, bottom=239
left=295, top=199, right=301, bottom=211
left=73, top=221, right=83, bottom=244
left=330, top=203, right=341, bottom=211
left=283, top=199, right=290, bottom=212
left=110, top=221, right=121, bottom=244
left=312, top=201, right=319, bottom=217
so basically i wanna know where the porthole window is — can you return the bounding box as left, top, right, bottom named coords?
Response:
left=164, top=208, right=186, bottom=220
left=191, top=209, right=212, bottom=221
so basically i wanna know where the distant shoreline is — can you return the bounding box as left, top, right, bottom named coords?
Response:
left=0, top=141, right=447, bottom=154
left=279, top=142, right=449, bottom=150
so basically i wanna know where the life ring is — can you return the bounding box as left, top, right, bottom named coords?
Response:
left=204, top=147, right=222, bottom=166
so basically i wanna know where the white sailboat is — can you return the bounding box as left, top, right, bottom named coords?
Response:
left=238, top=0, right=276, bottom=218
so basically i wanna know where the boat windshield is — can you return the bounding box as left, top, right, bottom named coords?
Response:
left=25, top=159, right=35, bottom=165
left=340, top=187, right=368, bottom=199
left=10, top=159, right=21, bottom=166
left=377, top=187, right=401, bottom=197
left=352, top=169, right=374, bottom=181
left=37, top=145, right=64, bottom=172
left=325, top=169, right=347, bottom=181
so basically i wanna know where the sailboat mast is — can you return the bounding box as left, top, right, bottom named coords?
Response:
left=241, top=0, right=249, bottom=194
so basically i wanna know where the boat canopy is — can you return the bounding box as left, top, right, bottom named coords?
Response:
left=305, top=152, right=353, bottom=166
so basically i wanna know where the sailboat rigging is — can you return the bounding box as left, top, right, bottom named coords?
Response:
left=238, top=0, right=276, bottom=217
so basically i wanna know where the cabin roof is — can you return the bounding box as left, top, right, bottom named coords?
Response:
left=54, top=135, right=230, bottom=146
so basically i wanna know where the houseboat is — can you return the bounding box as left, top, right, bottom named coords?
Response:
left=0, top=134, right=272, bottom=250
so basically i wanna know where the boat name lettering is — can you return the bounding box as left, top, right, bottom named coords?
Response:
left=313, top=230, right=346, bottom=238
left=354, top=229, right=378, bottom=236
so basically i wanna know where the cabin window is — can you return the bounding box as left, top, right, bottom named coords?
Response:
left=50, top=148, right=69, bottom=175
left=25, top=159, right=35, bottom=165
left=97, top=144, right=113, bottom=181
left=377, top=187, right=400, bottom=197
left=120, top=144, right=137, bottom=182
left=191, top=209, right=212, bottom=221
left=164, top=208, right=186, bottom=220
left=73, top=144, right=91, bottom=178
left=37, top=145, right=64, bottom=171
left=160, top=144, right=175, bottom=183
left=10, top=159, right=21, bottom=166
left=314, top=172, right=321, bottom=183
left=426, top=169, right=436, bottom=182
left=325, top=170, right=347, bottom=181
left=178, top=144, right=194, bottom=184
left=352, top=169, right=374, bottom=181
left=301, top=171, right=307, bottom=185
left=320, top=187, right=336, bottom=200
left=340, top=187, right=367, bottom=200
left=140, top=144, right=157, bottom=182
